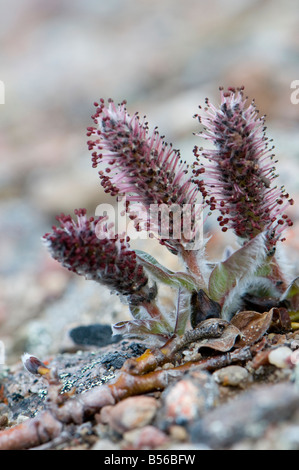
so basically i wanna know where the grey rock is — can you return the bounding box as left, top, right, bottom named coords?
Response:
left=213, top=365, right=251, bottom=387
left=190, top=382, right=299, bottom=448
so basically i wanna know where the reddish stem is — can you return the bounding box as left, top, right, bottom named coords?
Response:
left=181, top=249, right=205, bottom=287
left=142, top=300, right=162, bottom=318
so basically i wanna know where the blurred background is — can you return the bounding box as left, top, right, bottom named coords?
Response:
left=0, top=0, right=299, bottom=364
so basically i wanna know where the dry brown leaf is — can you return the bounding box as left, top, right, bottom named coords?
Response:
left=270, top=307, right=291, bottom=332
left=190, top=289, right=221, bottom=328
left=196, top=323, right=241, bottom=352
left=231, top=310, right=273, bottom=347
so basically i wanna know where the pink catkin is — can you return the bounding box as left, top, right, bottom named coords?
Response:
left=87, top=99, right=201, bottom=254
left=42, top=209, right=149, bottom=302
left=193, top=87, right=293, bottom=251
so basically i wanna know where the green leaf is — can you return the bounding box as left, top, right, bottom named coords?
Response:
left=111, top=319, right=172, bottom=343
left=280, top=276, right=299, bottom=313
left=173, top=288, right=192, bottom=336
left=135, top=249, right=200, bottom=291
left=253, top=261, right=273, bottom=278
left=208, top=233, right=267, bottom=304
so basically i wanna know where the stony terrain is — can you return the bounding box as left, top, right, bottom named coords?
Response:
left=1, top=321, right=299, bottom=450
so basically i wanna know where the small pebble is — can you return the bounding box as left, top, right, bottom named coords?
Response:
left=0, top=415, right=8, bottom=429
left=98, top=396, right=159, bottom=434
left=123, top=425, right=169, bottom=449
left=161, top=370, right=218, bottom=426
left=268, top=347, right=292, bottom=368
left=213, top=365, right=250, bottom=387
left=168, top=425, right=188, bottom=442
left=92, top=438, right=120, bottom=451
left=98, top=405, right=114, bottom=424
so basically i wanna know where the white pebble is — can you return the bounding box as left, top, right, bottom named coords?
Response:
left=268, top=347, right=292, bottom=368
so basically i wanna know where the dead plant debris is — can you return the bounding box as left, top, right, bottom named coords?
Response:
left=1, top=313, right=299, bottom=450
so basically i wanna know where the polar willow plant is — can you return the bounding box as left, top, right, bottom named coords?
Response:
left=44, top=87, right=298, bottom=345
